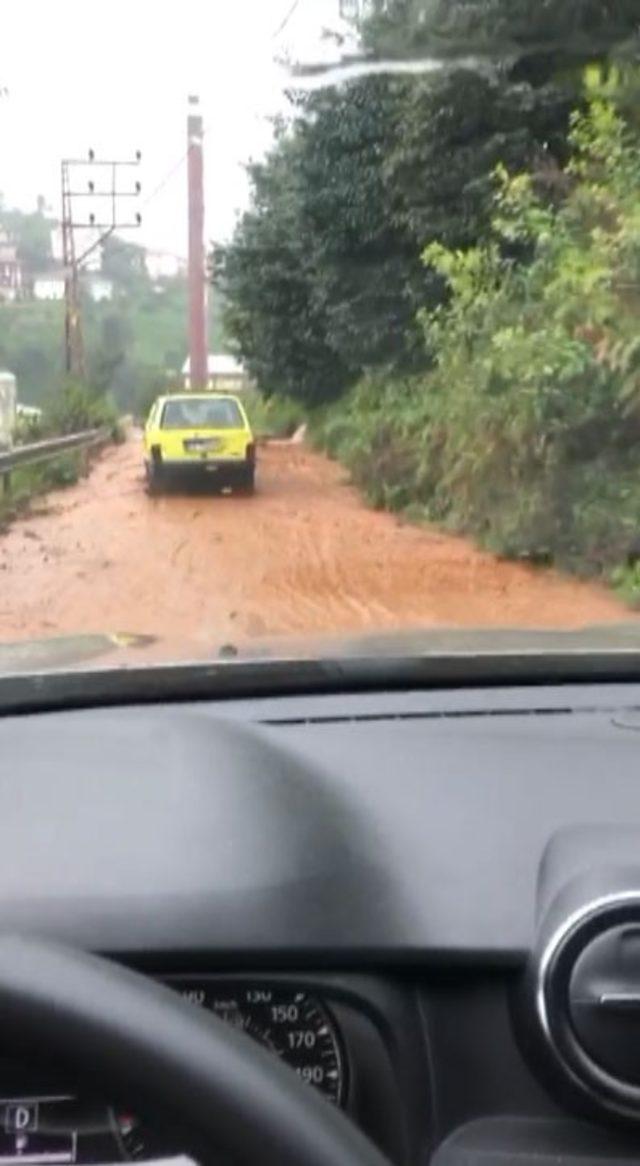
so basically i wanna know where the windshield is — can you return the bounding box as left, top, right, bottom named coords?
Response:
left=160, top=398, right=244, bottom=430
left=1, top=1, right=640, bottom=674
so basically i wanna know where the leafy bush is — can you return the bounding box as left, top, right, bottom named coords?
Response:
left=0, top=453, right=83, bottom=530
left=314, top=66, right=640, bottom=587
left=43, top=453, right=83, bottom=487
left=612, top=562, right=640, bottom=607
left=12, top=412, right=44, bottom=445
left=40, top=381, right=121, bottom=441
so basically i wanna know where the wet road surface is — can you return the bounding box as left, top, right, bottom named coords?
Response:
left=0, top=437, right=629, bottom=660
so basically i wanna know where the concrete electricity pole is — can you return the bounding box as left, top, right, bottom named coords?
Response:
left=61, top=153, right=142, bottom=379
left=187, top=95, right=208, bottom=390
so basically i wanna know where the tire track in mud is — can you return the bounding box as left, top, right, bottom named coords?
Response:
left=0, top=434, right=631, bottom=658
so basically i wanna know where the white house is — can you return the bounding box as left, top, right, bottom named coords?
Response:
left=0, top=230, right=22, bottom=302
left=33, top=271, right=113, bottom=303
left=33, top=271, right=65, bottom=301
left=0, top=371, right=16, bottom=448
left=85, top=274, right=113, bottom=303
left=146, top=250, right=186, bottom=282
left=182, top=354, right=252, bottom=393
left=16, top=403, right=42, bottom=420
left=50, top=224, right=101, bottom=272
left=50, top=224, right=63, bottom=264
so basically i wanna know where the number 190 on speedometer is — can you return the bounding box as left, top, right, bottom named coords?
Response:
left=169, top=980, right=346, bottom=1106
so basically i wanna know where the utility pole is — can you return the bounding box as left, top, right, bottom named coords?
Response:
left=61, top=161, right=84, bottom=380
left=60, top=152, right=142, bottom=380
left=187, top=95, right=208, bottom=390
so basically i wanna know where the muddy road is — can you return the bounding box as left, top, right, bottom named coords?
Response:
left=0, top=436, right=629, bottom=659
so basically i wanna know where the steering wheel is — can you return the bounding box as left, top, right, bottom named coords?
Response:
left=0, top=937, right=390, bottom=1166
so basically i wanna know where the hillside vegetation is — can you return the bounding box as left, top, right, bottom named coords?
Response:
left=315, top=68, right=640, bottom=593
left=0, top=215, right=226, bottom=417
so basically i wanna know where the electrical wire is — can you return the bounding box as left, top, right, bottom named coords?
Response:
left=141, top=0, right=300, bottom=220
left=272, top=0, right=303, bottom=40
left=140, top=149, right=189, bottom=210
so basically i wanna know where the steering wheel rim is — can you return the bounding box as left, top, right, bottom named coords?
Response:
left=0, top=936, right=390, bottom=1166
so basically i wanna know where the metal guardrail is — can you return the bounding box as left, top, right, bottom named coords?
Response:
left=0, top=428, right=109, bottom=497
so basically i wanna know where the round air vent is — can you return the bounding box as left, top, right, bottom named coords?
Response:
left=570, top=924, right=640, bottom=1086
left=523, top=888, right=640, bottom=1122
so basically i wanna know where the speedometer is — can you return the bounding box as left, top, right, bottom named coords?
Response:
left=116, top=979, right=347, bottom=1160
left=3, top=981, right=348, bottom=1166
left=172, top=980, right=346, bottom=1106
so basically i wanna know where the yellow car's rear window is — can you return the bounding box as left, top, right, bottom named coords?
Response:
left=161, top=398, right=244, bottom=430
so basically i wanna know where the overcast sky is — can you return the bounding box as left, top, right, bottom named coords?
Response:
left=0, top=0, right=345, bottom=256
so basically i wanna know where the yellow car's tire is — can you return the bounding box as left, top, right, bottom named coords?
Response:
left=145, top=461, right=164, bottom=496
left=236, top=465, right=255, bottom=496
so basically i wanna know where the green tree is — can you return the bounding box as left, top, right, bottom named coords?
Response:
left=220, top=31, right=576, bottom=403
left=88, top=311, right=134, bottom=399
left=219, top=132, right=353, bottom=405
left=362, top=0, right=640, bottom=65
left=0, top=301, right=63, bottom=402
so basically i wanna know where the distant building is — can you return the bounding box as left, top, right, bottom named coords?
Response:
left=33, top=270, right=65, bottom=301
left=84, top=274, right=113, bottom=303
left=146, top=250, right=186, bottom=282
left=0, top=371, right=16, bottom=448
left=33, top=270, right=113, bottom=303
left=50, top=223, right=101, bottom=273
left=0, top=230, right=22, bottom=302
left=339, top=0, right=381, bottom=18
left=50, top=224, right=63, bottom=264
left=339, top=0, right=361, bottom=18
left=182, top=354, right=252, bottom=393
left=16, top=403, right=42, bottom=420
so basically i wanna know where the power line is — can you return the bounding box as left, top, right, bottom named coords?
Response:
left=273, top=0, right=303, bottom=40
left=141, top=114, right=217, bottom=214
left=141, top=1, right=303, bottom=217
left=143, top=99, right=239, bottom=212
left=61, top=153, right=142, bottom=379
left=141, top=149, right=189, bottom=209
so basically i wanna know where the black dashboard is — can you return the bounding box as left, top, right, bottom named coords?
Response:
left=3, top=677, right=640, bottom=1164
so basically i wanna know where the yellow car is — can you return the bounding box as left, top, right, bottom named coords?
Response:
left=143, top=392, right=256, bottom=494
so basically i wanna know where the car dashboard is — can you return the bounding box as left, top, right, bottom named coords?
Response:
left=3, top=677, right=640, bottom=1164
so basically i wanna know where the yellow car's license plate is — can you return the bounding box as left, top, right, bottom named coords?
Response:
left=183, top=437, right=223, bottom=453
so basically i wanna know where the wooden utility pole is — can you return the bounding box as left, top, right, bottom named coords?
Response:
left=61, top=153, right=142, bottom=380
left=61, top=162, right=84, bottom=379
left=187, top=95, right=208, bottom=390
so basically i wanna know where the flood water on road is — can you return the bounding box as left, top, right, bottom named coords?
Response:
left=0, top=437, right=628, bottom=661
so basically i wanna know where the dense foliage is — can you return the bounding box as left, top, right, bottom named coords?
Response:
left=219, top=1, right=640, bottom=403
left=37, top=381, right=121, bottom=439
left=215, top=70, right=568, bottom=396
left=313, top=66, right=640, bottom=587
left=219, top=73, right=570, bottom=397
left=362, top=0, right=640, bottom=64
left=219, top=1, right=640, bottom=589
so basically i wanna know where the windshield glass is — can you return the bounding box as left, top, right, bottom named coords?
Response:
left=1, top=0, right=640, bottom=674
left=161, top=399, right=243, bottom=430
